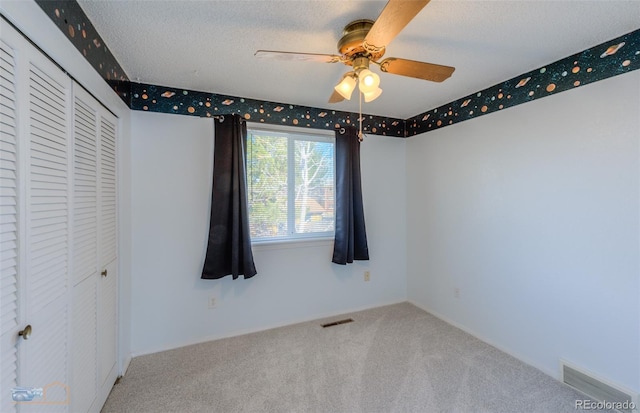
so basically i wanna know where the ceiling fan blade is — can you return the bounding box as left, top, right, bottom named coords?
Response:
left=328, top=89, right=346, bottom=103
left=379, top=57, right=455, bottom=82
left=364, top=0, right=431, bottom=52
left=255, top=50, right=343, bottom=63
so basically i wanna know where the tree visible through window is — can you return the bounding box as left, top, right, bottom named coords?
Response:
left=246, top=127, right=335, bottom=241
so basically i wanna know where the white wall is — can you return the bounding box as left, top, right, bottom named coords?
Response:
left=130, top=111, right=407, bottom=355
left=0, top=1, right=133, bottom=374
left=407, top=71, right=640, bottom=393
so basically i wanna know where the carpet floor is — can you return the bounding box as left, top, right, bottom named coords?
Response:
left=102, top=302, right=606, bottom=413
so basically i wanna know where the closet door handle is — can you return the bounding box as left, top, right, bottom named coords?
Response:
left=101, top=269, right=108, bottom=277
left=18, top=325, right=32, bottom=340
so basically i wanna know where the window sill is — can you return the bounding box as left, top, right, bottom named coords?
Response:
left=251, top=236, right=334, bottom=251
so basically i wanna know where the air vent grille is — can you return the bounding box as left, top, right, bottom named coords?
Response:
left=562, top=361, right=637, bottom=413
left=321, top=318, right=353, bottom=328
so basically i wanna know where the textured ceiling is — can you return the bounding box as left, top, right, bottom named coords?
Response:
left=76, top=0, right=640, bottom=119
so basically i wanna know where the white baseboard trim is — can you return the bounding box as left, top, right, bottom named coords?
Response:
left=406, top=299, right=558, bottom=380
left=407, top=300, right=640, bottom=405
left=130, top=299, right=407, bottom=358
left=119, top=354, right=132, bottom=377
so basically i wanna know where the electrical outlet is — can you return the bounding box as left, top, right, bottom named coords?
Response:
left=364, top=271, right=370, bottom=282
left=208, top=296, right=217, bottom=309
left=454, top=287, right=460, bottom=299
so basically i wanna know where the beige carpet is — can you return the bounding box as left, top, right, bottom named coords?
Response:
left=102, top=302, right=606, bottom=413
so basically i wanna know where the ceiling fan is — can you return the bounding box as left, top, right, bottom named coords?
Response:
left=255, top=0, right=455, bottom=104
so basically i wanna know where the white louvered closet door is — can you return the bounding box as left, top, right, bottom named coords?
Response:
left=1, top=21, right=72, bottom=412
left=0, top=34, right=21, bottom=413
left=71, top=85, right=118, bottom=413
left=98, top=110, right=117, bottom=390
left=1, top=18, right=119, bottom=413
left=71, top=86, right=99, bottom=413
left=0, top=21, right=73, bottom=411
left=21, top=36, right=72, bottom=413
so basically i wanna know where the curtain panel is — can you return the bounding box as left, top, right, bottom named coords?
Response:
left=332, top=127, right=369, bottom=265
left=202, top=114, right=257, bottom=280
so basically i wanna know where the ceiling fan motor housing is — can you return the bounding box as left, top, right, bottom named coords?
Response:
left=337, top=19, right=385, bottom=62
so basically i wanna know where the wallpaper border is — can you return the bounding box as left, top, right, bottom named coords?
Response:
left=406, top=28, right=640, bottom=136
left=35, top=1, right=639, bottom=137
left=35, top=0, right=130, bottom=104
left=129, top=83, right=405, bottom=137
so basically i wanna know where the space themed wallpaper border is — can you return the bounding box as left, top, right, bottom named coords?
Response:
left=129, top=83, right=406, bottom=137
left=34, top=0, right=639, bottom=138
left=406, top=28, right=640, bottom=136
left=35, top=0, right=130, bottom=103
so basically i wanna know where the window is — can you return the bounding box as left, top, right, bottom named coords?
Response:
left=246, top=125, right=335, bottom=241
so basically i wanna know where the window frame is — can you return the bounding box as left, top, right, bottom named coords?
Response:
left=245, top=123, right=336, bottom=244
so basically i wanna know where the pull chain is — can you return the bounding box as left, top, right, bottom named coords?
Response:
left=358, top=90, right=363, bottom=142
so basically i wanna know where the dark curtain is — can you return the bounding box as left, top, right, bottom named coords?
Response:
left=201, top=114, right=257, bottom=280
left=332, top=127, right=369, bottom=265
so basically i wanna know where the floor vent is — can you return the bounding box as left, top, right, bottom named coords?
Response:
left=321, top=318, right=353, bottom=328
left=562, top=361, right=637, bottom=413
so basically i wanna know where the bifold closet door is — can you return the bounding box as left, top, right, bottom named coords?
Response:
left=21, top=33, right=72, bottom=413
left=1, top=19, right=71, bottom=413
left=0, top=30, right=21, bottom=413
left=70, top=85, right=119, bottom=412
left=97, top=103, right=118, bottom=397
left=71, top=86, right=99, bottom=413
left=1, top=18, right=118, bottom=413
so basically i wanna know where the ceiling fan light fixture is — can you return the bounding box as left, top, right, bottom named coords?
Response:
left=334, top=74, right=357, bottom=100
left=256, top=1, right=456, bottom=109
left=363, top=87, right=382, bottom=102
left=358, top=69, right=380, bottom=94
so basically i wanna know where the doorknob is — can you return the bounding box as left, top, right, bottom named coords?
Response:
left=18, top=325, right=32, bottom=340
left=101, top=269, right=108, bottom=277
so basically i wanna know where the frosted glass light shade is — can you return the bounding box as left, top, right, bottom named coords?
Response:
left=334, top=75, right=357, bottom=100
left=363, top=87, right=382, bottom=102
left=358, top=69, right=380, bottom=94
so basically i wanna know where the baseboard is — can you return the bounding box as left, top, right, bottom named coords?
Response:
left=92, top=362, right=118, bottom=413
left=130, top=299, right=407, bottom=358
left=407, top=299, right=640, bottom=410
left=119, top=354, right=132, bottom=377
left=406, top=299, right=558, bottom=379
